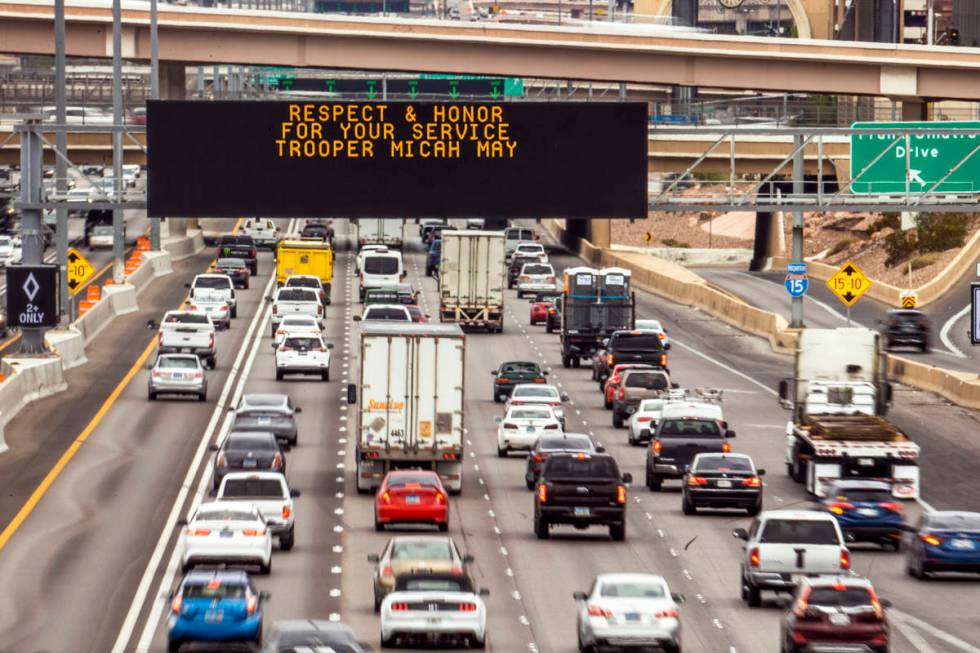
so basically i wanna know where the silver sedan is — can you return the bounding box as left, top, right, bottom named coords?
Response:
left=148, top=353, right=207, bottom=401
left=574, top=573, right=683, bottom=653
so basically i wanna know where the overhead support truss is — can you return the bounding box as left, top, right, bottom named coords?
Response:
left=648, top=126, right=980, bottom=213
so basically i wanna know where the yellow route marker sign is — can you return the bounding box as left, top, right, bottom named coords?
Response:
left=67, top=247, right=95, bottom=295
left=827, top=260, right=872, bottom=308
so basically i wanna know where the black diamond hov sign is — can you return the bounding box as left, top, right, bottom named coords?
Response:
left=6, top=265, right=59, bottom=328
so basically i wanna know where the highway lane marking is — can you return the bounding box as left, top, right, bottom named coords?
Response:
left=669, top=337, right=778, bottom=397
left=892, top=615, right=942, bottom=653
left=891, top=609, right=980, bottom=653
left=939, top=303, right=970, bottom=358
left=735, top=271, right=852, bottom=325
left=0, top=334, right=158, bottom=552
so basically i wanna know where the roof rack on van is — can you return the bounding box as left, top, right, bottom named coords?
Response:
left=665, top=388, right=724, bottom=404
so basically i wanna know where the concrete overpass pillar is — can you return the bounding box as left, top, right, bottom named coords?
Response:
left=901, top=100, right=929, bottom=121
left=750, top=212, right=773, bottom=272
left=588, top=220, right=611, bottom=249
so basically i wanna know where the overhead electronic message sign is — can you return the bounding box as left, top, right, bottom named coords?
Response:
left=146, top=101, right=648, bottom=219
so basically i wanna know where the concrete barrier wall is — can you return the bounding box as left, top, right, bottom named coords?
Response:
left=163, top=229, right=206, bottom=261
left=887, top=355, right=980, bottom=411
left=0, top=357, right=67, bottom=452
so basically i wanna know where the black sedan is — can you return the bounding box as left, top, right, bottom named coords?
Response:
left=881, top=309, right=930, bottom=352
left=681, top=453, right=764, bottom=516
left=214, top=257, right=250, bottom=289
left=491, top=360, right=548, bottom=403
left=230, top=393, right=302, bottom=447
left=262, top=620, right=368, bottom=653
left=524, top=432, right=602, bottom=490
left=211, top=431, right=286, bottom=490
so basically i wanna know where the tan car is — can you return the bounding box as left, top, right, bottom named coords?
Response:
left=611, top=369, right=672, bottom=428
left=368, top=535, right=474, bottom=612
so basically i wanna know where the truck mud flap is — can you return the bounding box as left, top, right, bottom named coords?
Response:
left=436, top=461, right=463, bottom=495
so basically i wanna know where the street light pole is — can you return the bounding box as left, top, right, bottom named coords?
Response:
left=149, top=0, right=161, bottom=251
left=112, top=0, right=125, bottom=284
left=55, top=0, right=69, bottom=325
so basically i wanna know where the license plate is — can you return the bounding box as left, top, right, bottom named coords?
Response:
left=406, top=496, right=420, bottom=504
left=858, top=458, right=874, bottom=466
left=171, top=373, right=184, bottom=380
left=243, top=458, right=258, bottom=468
left=829, top=614, right=851, bottom=626
left=858, top=508, right=878, bottom=517
left=257, top=416, right=271, bottom=425
left=526, top=426, right=536, bottom=433
left=428, top=617, right=442, bottom=624
left=716, top=480, right=732, bottom=488
left=574, top=507, right=590, bottom=517
left=952, top=538, right=975, bottom=550
left=625, top=613, right=640, bottom=622
left=204, top=610, right=224, bottom=623
left=220, top=530, right=233, bottom=538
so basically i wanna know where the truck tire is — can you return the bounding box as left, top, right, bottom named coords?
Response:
left=612, top=412, right=623, bottom=429
left=230, top=305, right=237, bottom=319
left=279, top=529, right=295, bottom=551
left=497, top=445, right=507, bottom=458
left=534, top=516, right=550, bottom=540
left=646, top=468, right=662, bottom=492
left=562, top=355, right=571, bottom=368
left=604, top=394, right=612, bottom=410
left=790, top=446, right=806, bottom=483
left=571, top=357, right=580, bottom=368
left=276, top=368, right=284, bottom=381
left=321, top=369, right=330, bottom=382
left=609, top=522, right=626, bottom=541
left=206, top=356, right=217, bottom=370
left=741, top=573, right=762, bottom=607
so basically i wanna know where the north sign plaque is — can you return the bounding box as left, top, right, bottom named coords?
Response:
left=147, top=101, right=648, bottom=219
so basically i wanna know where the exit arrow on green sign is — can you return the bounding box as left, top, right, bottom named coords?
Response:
left=850, top=121, right=980, bottom=194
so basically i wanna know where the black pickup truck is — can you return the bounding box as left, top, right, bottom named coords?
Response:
left=217, top=235, right=259, bottom=275
left=593, top=329, right=668, bottom=385
left=533, top=453, right=632, bottom=541
left=645, top=414, right=735, bottom=491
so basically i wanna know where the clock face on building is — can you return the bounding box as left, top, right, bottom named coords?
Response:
left=717, top=0, right=745, bottom=8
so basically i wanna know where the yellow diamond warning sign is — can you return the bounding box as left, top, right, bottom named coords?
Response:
left=827, top=260, right=872, bottom=308
left=67, top=247, right=95, bottom=295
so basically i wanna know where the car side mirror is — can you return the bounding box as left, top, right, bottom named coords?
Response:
left=209, top=444, right=219, bottom=451
left=271, top=342, right=278, bottom=350
left=146, top=319, right=158, bottom=330
left=347, top=383, right=357, bottom=405
left=757, top=468, right=766, bottom=476
left=294, top=406, right=302, bottom=413
left=462, top=554, right=475, bottom=563
left=732, top=528, right=749, bottom=541
left=879, top=598, right=892, bottom=608
left=145, top=363, right=154, bottom=370
left=671, top=592, right=686, bottom=604
left=352, top=315, right=362, bottom=322
left=671, top=382, right=679, bottom=389
left=367, top=554, right=380, bottom=563
left=259, top=591, right=271, bottom=601
left=572, top=591, right=588, bottom=601
left=327, top=343, right=334, bottom=349
left=726, top=430, right=737, bottom=438
left=621, top=472, right=633, bottom=484
left=595, top=445, right=606, bottom=453
left=290, top=488, right=301, bottom=498
left=478, top=588, right=490, bottom=596
left=560, top=393, right=570, bottom=402
left=264, top=295, right=273, bottom=302
left=490, top=370, right=498, bottom=375
left=665, top=343, right=671, bottom=350
left=184, top=283, right=191, bottom=288
left=778, top=379, right=789, bottom=401
left=542, top=370, right=549, bottom=375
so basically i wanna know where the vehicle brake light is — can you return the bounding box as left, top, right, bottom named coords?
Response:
left=170, top=596, right=183, bottom=615
left=362, top=451, right=380, bottom=460
left=660, top=353, right=668, bottom=367
left=187, top=528, right=211, bottom=536
left=151, top=371, right=164, bottom=379
left=435, top=491, right=446, bottom=504
left=652, top=440, right=662, bottom=455
left=496, top=377, right=509, bottom=384
left=272, top=305, right=278, bottom=314
left=749, top=547, right=761, bottom=567
left=380, top=490, right=391, bottom=504
left=687, top=475, right=708, bottom=486
left=216, top=453, right=227, bottom=467
left=721, top=441, right=731, bottom=453
left=242, top=528, right=266, bottom=537
left=191, top=371, right=203, bottom=379
left=617, top=388, right=626, bottom=401
left=381, top=565, right=393, bottom=577
left=880, top=502, right=903, bottom=513
left=272, top=453, right=282, bottom=469
left=537, top=484, right=547, bottom=503
left=519, top=275, right=529, bottom=281
left=282, top=505, right=291, bottom=519
left=607, top=354, right=614, bottom=365
left=741, top=476, right=762, bottom=488
left=637, top=416, right=653, bottom=423
left=546, top=276, right=555, bottom=282
left=317, top=305, right=323, bottom=315
left=839, top=549, right=851, bottom=570
left=828, top=502, right=854, bottom=515
left=658, top=332, right=666, bottom=341
left=656, top=608, right=679, bottom=619
left=391, top=602, right=409, bottom=611
left=502, top=422, right=519, bottom=430
left=458, top=602, right=477, bottom=612
left=587, top=604, right=612, bottom=618
left=250, top=247, right=257, bottom=257
left=442, top=453, right=459, bottom=461
left=532, top=454, right=543, bottom=463
left=533, top=377, right=546, bottom=384
left=920, top=533, right=943, bottom=547
left=616, top=485, right=627, bottom=504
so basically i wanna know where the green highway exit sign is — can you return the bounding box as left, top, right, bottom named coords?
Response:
left=850, top=121, right=980, bottom=194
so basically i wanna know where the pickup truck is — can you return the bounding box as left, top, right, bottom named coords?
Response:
left=189, top=273, right=238, bottom=318
left=241, top=217, right=280, bottom=250
left=217, top=234, right=258, bottom=275
left=157, top=310, right=217, bottom=369
left=533, top=452, right=633, bottom=542
left=594, top=329, right=669, bottom=385
left=611, top=368, right=671, bottom=428
left=645, top=402, right=735, bottom=491
left=214, top=471, right=300, bottom=550
left=733, top=510, right=852, bottom=607
left=268, top=287, right=323, bottom=336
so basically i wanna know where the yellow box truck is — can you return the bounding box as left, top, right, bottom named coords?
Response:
left=276, top=239, right=334, bottom=302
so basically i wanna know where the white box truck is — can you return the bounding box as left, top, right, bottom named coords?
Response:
left=778, top=328, right=920, bottom=498
left=438, top=230, right=505, bottom=332
left=355, top=218, right=404, bottom=249
left=349, top=323, right=466, bottom=494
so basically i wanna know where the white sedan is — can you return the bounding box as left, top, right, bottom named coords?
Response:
left=635, top=319, right=670, bottom=349
left=496, top=404, right=562, bottom=457
left=273, top=314, right=322, bottom=345
left=275, top=334, right=332, bottom=381
left=575, top=573, right=683, bottom=653
left=180, top=501, right=272, bottom=575
left=627, top=397, right=666, bottom=446
left=506, top=384, right=569, bottom=427
left=381, top=573, right=488, bottom=649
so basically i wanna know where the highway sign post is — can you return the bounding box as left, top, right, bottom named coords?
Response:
left=827, top=260, right=872, bottom=324
left=784, top=262, right=808, bottom=298
left=66, top=247, right=95, bottom=295
left=850, top=121, right=980, bottom=194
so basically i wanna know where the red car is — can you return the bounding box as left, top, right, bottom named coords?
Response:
left=530, top=300, right=551, bottom=325
left=781, top=577, right=890, bottom=653
left=602, top=363, right=657, bottom=409
left=374, top=470, right=448, bottom=532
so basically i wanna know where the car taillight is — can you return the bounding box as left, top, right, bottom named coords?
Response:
left=276, top=330, right=286, bottom=336
left=546, top=276, right=555, bottom=281
left=502, top=422, right=519, bottom=430
left=382, top=565, right=393, bottom=577
left=187, top=528, right=211, bottom=536
left=191, top=371, right=203, bottom=379
left=617, top=388, right=625, bottom=400
left=548, top=309, right=556, bottom=315
left=543, top=424, right=559, bottom=430
left=151, top=371, right=164, bottom=379
left=496, top=377, right=509, bottom=384
left=170, top=596, right=183, bottom=615
left=828, top=501, right=854, bottom=515
left=537, top=484, right=547, bottom=503
left=637, top=416, right=653, bottom=423
left=741, top=476, right=762, bottom=488
left=216, top=453, right=227, bottom=467
left=658, top=332, right=666, bottom=341
left=920, top=533, right=943, bottom=546
left=313, top=347, right=326, bottom=352
left=721, top=441, right=731, bottom=453
left=519, top=275, right=529, bottom=281
left=656, top=608, right=679, bottom=619
left=242, top=528, right=266, bottom=537
left=532, top=454, right=543, bottom=463
left=839, top=549, right=851, bottom=570
left=380, top=490, right=391, bottom=504
left=279, top=345, right=293, bottom=352
left=749, top=547, right=761, bottom=567
left=687, top=475, right=708, bottom=486
left=272, top=453, right=282, bottom=469
left=651, top=440, right=662, bottom=455
left=533, top=377, right=546, bottom=383
left=458, top=602, right=477, bottom=612
left=880, top=502, right=903, bottom=513
left=157, top=331, right=163, bottom=346
left=616, top=485, right=627, bottom=504
left=272, top=305, right=278, bottom=314
left=435, top=491, right=446, bottom=504
left=250, top=247, right=257, bottom=257
left=587, top=605, right=612, bottom=618
left=238, top=268, right=247, bottom=273
left=607, top=354, right=614, bottom=365
left=660, top=353, right=668, bottom=367
left=282, top=505, right=291, bottom=519
left=391, top=602, right=409, bottom=611
left=317, top=305, right=323, bottom=315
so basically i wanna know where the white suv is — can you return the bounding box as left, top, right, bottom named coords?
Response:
left=242, top=217, right=280, bottom=249
left=275, top=334, right=333, bottom=381
left=215, top=471, right=300, bottom=550
left=189, top=274, right=238, bottom=318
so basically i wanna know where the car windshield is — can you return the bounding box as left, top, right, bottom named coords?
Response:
left=658, top=419, right=722, bottom=438
left=612, top=334, right=663, bottom=351
left=238, top=410, right=287, bottom=420
left=183, top=582, right=247, bottom=599
left=639, top=399, right=664, bottom=412
left=287, top=278, right=319, bottom=288
left=624, top=373, right=668, bottom=390
left=278, top=288, right=317, bottom=302
left=388, top=473, right=439, bottom=487
left=284, top=337, right=322, bottom=349
left=500, top=362, right=541, bottom=375
left=545, top=456, right=618, bottom=478
left=761, top=519, right=840, bottom=545
left=277, top=631, right=357, bottom=650
left=194, top=276, right=230, bottom=289
left=807, top=587, right=874, bottom=608
left=164, top=312, right=209, bottom=324
left=391, top=541, right=452, bottom=560
left=217, top=258, right=245, bottom=268
left=516, top=245, right=542, bottom=253
left=242, top=395, right=286, bottom=407
left=929, top=513, right=980, bottom=530
left=398, top=578, right=472, bottom=592
left=695, top=457, right=753, bottom=473
left=282, top=316, right=317, bottom=327
left=365, top=307, right=409, bottom=321
left=364, top=257, right=399, bottom=275
left=511, top=408, right=552, bottom=420
left=523, top=265, right=551, bottom=275
left=830, top=489, right=892, bottom=502
left=538, top=436, right=592, bottom=451
left=600, top=581, right=666, bottom=598
left=158, top=357, right=199, bottom=369
left=514, top=387, right=558, bottom=399
left=225, top=435, right=277, bottom=451
left=196, top=509, right=255, bottom=522
left=221, top=479, right=284, bottom=499
left=92, top=226, right=113, bottom=236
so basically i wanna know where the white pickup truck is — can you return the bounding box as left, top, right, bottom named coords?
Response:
left=733, top=510, right=852, bottom=607
left=188, top=273, right=238, bottom=318
left=214, top=471, right=300, bottom=551
left=157, top=310, right=217, bottom=369
left=268, top=287, right=323, bottom=336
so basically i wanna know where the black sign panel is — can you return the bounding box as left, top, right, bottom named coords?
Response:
left=268, top=77, right=511, bottom=98
left=6, top=265, right=59, bottom=328
left=146, top=101, right=647, bottom=219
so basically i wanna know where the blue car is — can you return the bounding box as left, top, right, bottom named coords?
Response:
left=168, top=569, right=268, bottom=652
left=907, top=510, right=980, bottom=579
left=821, top=480, right=906, bottom=550
left=425, top=238, right=442, bottom=277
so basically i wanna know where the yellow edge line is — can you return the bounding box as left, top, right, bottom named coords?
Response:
left=0, top=336, right=158, bottom=551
